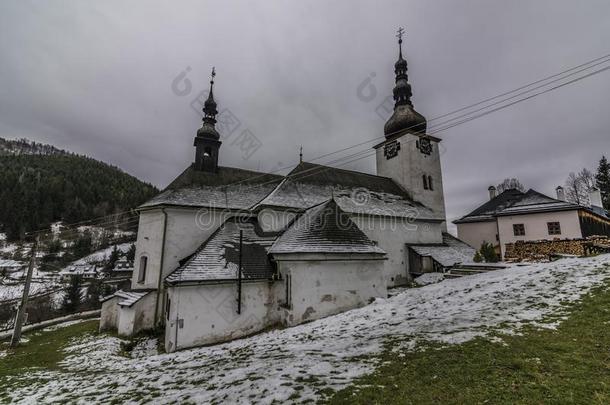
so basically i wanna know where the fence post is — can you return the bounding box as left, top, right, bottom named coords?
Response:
left=11, top=236, right=38, bottom=347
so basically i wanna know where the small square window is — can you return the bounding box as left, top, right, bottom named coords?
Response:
left=513, top=224, right=525, bottom=236
left=548, top=222, right=561, bottom=235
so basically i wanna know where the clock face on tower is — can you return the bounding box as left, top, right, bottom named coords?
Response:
left=384, top=140, right=401, bottom=159
left=418, top=137, right=432, bottom=156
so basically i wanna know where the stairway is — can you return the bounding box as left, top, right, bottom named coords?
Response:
left=444, top=263, right=507, bottom=279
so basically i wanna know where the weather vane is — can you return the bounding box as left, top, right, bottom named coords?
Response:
left=210, top=67, right=216, bottom=83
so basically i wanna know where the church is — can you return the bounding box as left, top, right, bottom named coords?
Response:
left=100, top=33, right=456, bottom=352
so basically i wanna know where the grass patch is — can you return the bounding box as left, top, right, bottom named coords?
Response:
left=0, top=320, right=98, bottom=380
left=328, top=282, right=610, bottom=404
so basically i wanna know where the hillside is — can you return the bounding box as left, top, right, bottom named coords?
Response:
left=0, top=137, right=67, bottom=156
left=1, top=256, right=608, bottom=403
left=0, top=138, right=158, bottom=240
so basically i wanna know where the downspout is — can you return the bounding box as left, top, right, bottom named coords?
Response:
left=153, top=207, right=168, bottom=329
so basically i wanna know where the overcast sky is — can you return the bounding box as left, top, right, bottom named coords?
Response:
left=1, top=0, right=610, bottom=230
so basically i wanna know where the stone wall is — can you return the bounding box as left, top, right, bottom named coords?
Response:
left=504, top=236, right=609, bottom=262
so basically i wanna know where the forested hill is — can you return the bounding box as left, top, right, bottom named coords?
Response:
left=0, top=137, right=68, bottom=156
left=0, top=142, right=159, bottom=240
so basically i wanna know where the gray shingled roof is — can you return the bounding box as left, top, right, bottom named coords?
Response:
left=166, top=217, right=277, bottom=284
left=496, top=189, right=580, bottom=216
left=256, top=162, right=439, bottom=220
left=100, top=290, right=152, bottom=307
left=409, top=233, right=476, bottom=267
left=269, top=199, right=386, bottom=255
left=453, top=189, right=525, bottom=223
left=140, top=165, right=283, bottom=210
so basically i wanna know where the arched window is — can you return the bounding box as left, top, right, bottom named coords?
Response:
left=204, top=147, right=212, bottom=157
left=423, top=174, right=429, bottom=190
left=428, top=176, right=434, bottom=191
left=138, top=256, right=148, bottom=283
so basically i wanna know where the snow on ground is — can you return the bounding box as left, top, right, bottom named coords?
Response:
left=72, top=243, right=132, bottom=265
left=4, top=255, right=610, bottom=404
left=414, top=272, right=445, bottom=285
left=0, top=280, right=61, bottom=303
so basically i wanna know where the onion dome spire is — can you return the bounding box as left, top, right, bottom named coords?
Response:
left=384, top=28, right=427, bottom=137
left=197, top=67, right=220, bottom=140
left=194, top=67, right=222, bottom=172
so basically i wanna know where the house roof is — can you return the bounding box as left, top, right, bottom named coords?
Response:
left=453, top=188, right=525, bottom=223
left=408, top=233, right=476, bottom=267
left=139, top=165, right=283, bottom=210
left=165, top=217, right=277, bottom=285
left=255, top=161, right=440, bottom=220
left=269, top=199, right=386, bottom=255
left=495, top=189, right=580, bottom=216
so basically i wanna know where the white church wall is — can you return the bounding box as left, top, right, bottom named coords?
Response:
left=117, top=293, right=157, bottom=336
left=375, top=133, right=446, bottom=219
left=131, top=209, right=165, bottom=290
left=276, top=256, right=386, bottom=326
left=99, top=297, right=119, bottom=332
left=165, top=281, right=280, bottom=352
left=352, top=215, right=442, bottom=286
left=456, top=221, right=498, bottom=252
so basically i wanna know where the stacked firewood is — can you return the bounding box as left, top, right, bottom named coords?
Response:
left=504, top=236, right=609, bottom=262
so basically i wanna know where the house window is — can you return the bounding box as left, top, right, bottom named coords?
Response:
left=138, top=256, right=148, bottom=283
left=548, top=222, right=562, bottom=235
left=423, top=175, right=429, bottom=190
left=513, top=224, right=526, bottom=236
left=428, top=176, right=434, bottom=191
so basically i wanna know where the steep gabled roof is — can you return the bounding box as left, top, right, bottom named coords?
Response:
left=496, top=189, right=580, bottom=216
left=453, top=189, right=525, bottom=224
left=269, top=199, right=386, bottom=255
left=256, top=161, right=439, bottom=220
left=166, top=217, right=277, bottom=285
left=454, top=188, right=584, bottom=224
left=139, top=164, right=283, bottom=210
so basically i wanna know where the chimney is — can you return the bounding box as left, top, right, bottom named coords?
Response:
left=556, top=186, right=565, bottom=201
left=589, top=188, right=603, bottom=208
left=488, top=185, right=497, bottom=200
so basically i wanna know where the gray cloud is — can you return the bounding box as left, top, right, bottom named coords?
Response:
left=1, top=0, right=610, bottom=232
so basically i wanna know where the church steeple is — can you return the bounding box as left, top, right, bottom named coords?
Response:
left=383, top=28, right=427, bottom=137
left=194, top=67, right=222, bottom=172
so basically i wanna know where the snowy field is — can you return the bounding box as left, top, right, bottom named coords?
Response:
left=4, top=255, right=610, bottom=404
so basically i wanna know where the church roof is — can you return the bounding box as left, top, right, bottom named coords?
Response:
left=165, top=217, right=277, bottom=285
left=141, top=161, right=441, bottom=220
left=139, top=165, right=283, bottom=210
left=409, top=233, right=476, bottom=268
left=269, top=199, right=386, bottom=255
left=255, top=161, right=440, bottom=220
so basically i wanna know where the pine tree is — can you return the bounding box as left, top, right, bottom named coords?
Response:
left=63, top=275, right=83, bottom=312
left=596, top=155, right=610, bottom=209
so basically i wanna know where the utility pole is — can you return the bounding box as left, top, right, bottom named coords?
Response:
left=237, top=230, right=243, bottom=314
left=11, top=236, right=38, bottom=347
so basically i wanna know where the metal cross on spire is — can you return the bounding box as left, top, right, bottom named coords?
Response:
left=396, top=27, right=405, bottom=43
left=210, top=67, right=216, bottom=84
left=396, top=27, right=405, bottom=57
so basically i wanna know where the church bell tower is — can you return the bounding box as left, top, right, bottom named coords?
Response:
left=194, top=68, right=221, bottom=172
left=374, top=29, right=446, bottom=220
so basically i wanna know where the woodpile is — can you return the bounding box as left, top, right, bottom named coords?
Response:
left=504, top=236, right=610, bottom=262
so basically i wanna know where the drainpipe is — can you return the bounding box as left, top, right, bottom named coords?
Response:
left=153, top=208, right=168, bottom=329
